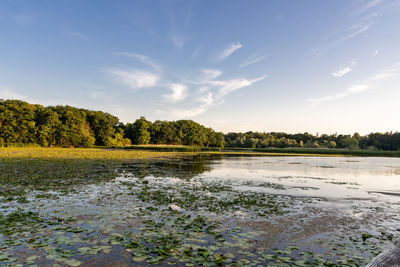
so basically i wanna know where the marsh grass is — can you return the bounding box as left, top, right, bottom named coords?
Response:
left=0, top=147, right=183, bottom=160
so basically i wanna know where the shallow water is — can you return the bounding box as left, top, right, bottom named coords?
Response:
left=203, top=156, right=400, bottom=201
left=1, top=155, right=399, bottom=266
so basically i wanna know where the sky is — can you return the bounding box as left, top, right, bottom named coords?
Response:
left=1, top=0, right=400, bottom=135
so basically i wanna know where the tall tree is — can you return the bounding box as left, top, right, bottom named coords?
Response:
left=125, top=117, right=151, bottom=145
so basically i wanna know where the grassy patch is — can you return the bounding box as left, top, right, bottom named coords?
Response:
left=0, top=147, right=180, bottom=160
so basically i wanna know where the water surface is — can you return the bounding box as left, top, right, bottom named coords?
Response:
left=1, top=155, right=399, bottom=266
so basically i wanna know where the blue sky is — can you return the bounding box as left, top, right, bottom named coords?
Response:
left=1, top=0, right=400, bottom=134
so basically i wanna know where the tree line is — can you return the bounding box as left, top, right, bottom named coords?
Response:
left=224, top=131, right=400, bottom=151
left=0, top=99, right=399, bottom=150
left=0, top=99, right=224, bottom=148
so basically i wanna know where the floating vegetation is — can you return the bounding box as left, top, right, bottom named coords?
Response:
left=0, top=151, right=399, bottom=266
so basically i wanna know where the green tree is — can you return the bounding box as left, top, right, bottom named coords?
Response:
left=341, top=136, right=359, bottom=149
left=35, top=106, right=61, bottom=146
left=126, top=117, right=151, bottom=145
left=87, top=111, right=120, bottom=146
left=0, top=100, right=36, bottom=144
left=51, top=106, right=95, bottom=147
left=327, top=141, right=337, bottom=148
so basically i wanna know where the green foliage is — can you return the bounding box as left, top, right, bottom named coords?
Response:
left=327, top=141, right=337, bottom=148
left=50, top=105, right=95, bottom=147
left=224, top=131, right=400, bottom=151
left=0, top=100, right=122, bottom=148
left=146, top=119, right=224, bottom=148
left=341, top=136, right=359, bottom=149
left=125, top=117, right=151, bottom=145
left=0, top=99, right=36, bottom=144
left=1, top=99, right=399, bottom=151
left=359, top=132, right=400, bottom=151
left=304, top=141, right=320, bottom=148
left=86, top=111, right=119, bottom=146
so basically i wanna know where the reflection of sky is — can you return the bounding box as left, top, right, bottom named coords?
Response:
left=202, top=156, right=400, bottom=202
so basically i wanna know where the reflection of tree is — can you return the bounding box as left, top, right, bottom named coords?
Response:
left=0, top=154, right=228, bottom=196
left=118, top=154, right=224, bottom=180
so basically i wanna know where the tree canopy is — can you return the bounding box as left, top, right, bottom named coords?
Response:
left=0, top=99, right=399, bottom=151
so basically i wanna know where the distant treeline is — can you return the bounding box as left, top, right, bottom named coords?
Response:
left=0, top=99, right=399, bottom=151
left=224, top=132, right=400, bottom=151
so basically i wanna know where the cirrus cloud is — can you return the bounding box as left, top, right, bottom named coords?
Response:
left=216, top=42, right=242, bottom=61
left=310, top=62, right=400, bottom=103
left=107, top=68, right=160, bottom=89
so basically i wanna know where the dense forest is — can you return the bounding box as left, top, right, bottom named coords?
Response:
left=0, top=99, right=399, bottom=151
left=0, top=99, right=224, bottom=148
left=224, top=131, right=400, bottom=150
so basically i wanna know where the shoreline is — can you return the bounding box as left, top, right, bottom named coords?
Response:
left=1, top=146, right=400, bottom=159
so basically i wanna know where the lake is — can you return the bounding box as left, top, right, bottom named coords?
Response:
left=1, top=154, right=399, bottom=266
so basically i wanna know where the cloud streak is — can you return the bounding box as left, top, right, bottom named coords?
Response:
left=354, top=0, right=385, bottom=16
left=115, top=52, right=162, bottom=71
left=167, top=72, right=266, bottom=118
left=163, top=83, right=188, bottom=103
left=311, top=23, right=372, bottom=57
left=332, top=61, right=357, bottom=77
left=169, top=91, right=214, bottom=118
left=209, top=76, right=266, bottom=98
left=240, top=54, right=267, bottom=68
left=216, top=42, right=242, bottom=61
left=107, top=68, right=160, bottom=89
left=201, top=69, right=222, bottom=80
left=310, top=62, right=400, bottom=103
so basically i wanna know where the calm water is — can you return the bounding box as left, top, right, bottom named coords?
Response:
left=1, top=155, right=400, bottom=266
left=203, top=156, right=400, bottom=201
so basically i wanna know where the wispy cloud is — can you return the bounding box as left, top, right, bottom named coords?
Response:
left=354, top=0, right=385, bottom=16
left=115, top=52, right=162, bottom=71
left=309, top=84, right=372, bottom=103
left=216, top=42, right=242, bottom=61
left=332, top=61, right=357, bottom=77
left=311, top=23, right=372, bottom=57
left=167, top=71, right=266, bottom=118
left=163, top=83, right=188, bottom=103
left=169, top=91, right=214, bottom=118
left=107, top=68, right=160, bottom=89
left=209, top=77, right=266, bottom=98
left=170, top=34, right=185, bottom=50
left=240, top=53, right=268, bottom=68
left=310, top=0, right=397, bottom=58
left=332, top=67, right=353, bottom=77
left=108, top=46, right=263, bottom=119
left=310, top=62, right=400, bottom=103
left=201, top=69, right=222, bottom=80
left=66, top=32, right=88, bottom=40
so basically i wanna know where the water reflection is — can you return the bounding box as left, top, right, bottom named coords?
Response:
left=1, top=154, right=399, bottom=266
left=201, top=156, right=400, bottom=202
left=117, top=154, right=216, bottom=180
